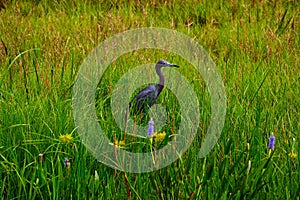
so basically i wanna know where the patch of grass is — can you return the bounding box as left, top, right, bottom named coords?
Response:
left=0, top=0, right=299, bottom=199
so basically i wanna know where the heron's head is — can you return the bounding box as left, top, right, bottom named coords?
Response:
left=157, top=60, right=179, bottom=68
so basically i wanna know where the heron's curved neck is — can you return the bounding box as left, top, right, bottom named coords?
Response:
left=155, top=65, right=164, bottom=86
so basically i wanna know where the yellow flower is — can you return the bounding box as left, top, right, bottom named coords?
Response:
left=114, top=140, right=125, bottom=148
left=154, top=132, right=166, bottom=143
left=289, top=152, right=297, bottom=159
left=59, top=133, right=73, bottom=144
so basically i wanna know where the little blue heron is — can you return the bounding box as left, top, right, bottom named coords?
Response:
left=128, top=60, right=179, bottom=117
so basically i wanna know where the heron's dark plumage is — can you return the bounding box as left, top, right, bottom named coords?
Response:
left=129, top=84, right=164, bottom=114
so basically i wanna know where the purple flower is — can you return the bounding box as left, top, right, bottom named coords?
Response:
left=64, top=158, right=70, bottom=168
left=148, top=119, right=154, bottom=137
left=268, top=135, right=275, bottom=150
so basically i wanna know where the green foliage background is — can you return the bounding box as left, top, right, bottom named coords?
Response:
left=0, top=0, right=299, bottom=199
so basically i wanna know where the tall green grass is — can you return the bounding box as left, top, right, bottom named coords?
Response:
left=0, top=0, right=299, bottom=199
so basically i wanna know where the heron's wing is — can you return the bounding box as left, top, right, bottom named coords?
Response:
left=130, top=84, right=163, bottom=113
left=135, top=85, right=157, bottom=100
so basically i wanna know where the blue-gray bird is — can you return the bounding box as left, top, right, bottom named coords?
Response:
left=128, top=60, right=179, bottom=116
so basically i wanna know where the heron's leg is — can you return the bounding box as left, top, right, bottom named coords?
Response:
left=124, top=107, right=130, bottom=142
left=133, top=115, right=137, bottom=136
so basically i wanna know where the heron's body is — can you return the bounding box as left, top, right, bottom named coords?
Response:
left=128, top=60, right=179, bottom=116
left=129, top=84, right=164, bottom=114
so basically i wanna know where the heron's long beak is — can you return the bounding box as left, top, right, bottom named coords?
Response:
left=171, top=64, right=179, bottom=68
left=166, top=62, right=179, bottom=68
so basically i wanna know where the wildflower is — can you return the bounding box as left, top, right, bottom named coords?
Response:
left=64, top=157, right=71, bottom=168
left=268, top=135, right=275, bottom=150
left=288, top=138, right=297, bottom=159
left=114, top=140, right=125, bottom=148
left=148, top=119, right=154, bottom=137
left=289, top=152, right=297, bottom=159
left=59, top=133, right=73, bottom=144
left=38, top=154, right=43, bottom=163
left=154, top=132, right=166, bottom=143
